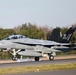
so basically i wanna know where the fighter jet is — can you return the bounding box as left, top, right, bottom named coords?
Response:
left=0, top=26, right=75, bottom=61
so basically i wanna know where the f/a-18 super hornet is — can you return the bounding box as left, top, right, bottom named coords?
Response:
left=0, top=26, right=75, bottom=61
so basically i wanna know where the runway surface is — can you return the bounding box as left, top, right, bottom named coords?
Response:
left=8, top=70, right=76, bottom=75
left=0, top=58, right=76, bottom=68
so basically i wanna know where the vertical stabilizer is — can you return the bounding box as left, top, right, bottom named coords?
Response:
left=60, top=26, right=76, bottom=43
left=48, top=26, right=76, bottom=43
left=48, top=28, right=61, bottom=42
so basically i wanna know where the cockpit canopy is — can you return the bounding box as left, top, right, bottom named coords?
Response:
left=5, top=35, right=27, bottom=40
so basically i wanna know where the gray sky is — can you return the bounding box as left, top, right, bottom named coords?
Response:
left=0, top=0, right=76, bottom=28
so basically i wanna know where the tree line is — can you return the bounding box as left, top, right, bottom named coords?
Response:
left=0, top=23, right=75, bottom=40
left=0, top=23, right=76, bottom=42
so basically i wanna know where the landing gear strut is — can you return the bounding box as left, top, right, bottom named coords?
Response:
left=10, top=49, right=21, bottom=61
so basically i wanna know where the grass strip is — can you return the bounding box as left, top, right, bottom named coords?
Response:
left=0, top=63, right=76, bottom=74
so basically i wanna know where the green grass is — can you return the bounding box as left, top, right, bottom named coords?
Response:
left=0, top=63, right=76, bottom=74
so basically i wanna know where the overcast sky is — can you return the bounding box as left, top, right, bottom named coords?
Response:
left=0, top=0, right=76, bottom=28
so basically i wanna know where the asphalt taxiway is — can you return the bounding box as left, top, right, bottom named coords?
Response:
left=0, top=58, right=76, bottom=68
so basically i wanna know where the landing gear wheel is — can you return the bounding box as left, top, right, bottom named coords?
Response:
left=49, top=55, right=54, bottom=60
left=35, top=57, right=39, bottom=61
left=12, top=56, right=17, bottom=61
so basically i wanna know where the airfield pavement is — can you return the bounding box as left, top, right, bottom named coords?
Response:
left=0, top=55, right=75, bottom=75
left=0, top=55, right=76, bottom=64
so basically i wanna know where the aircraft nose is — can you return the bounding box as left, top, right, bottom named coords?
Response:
left=0, top=40, right=12, bottom=48
left=0, top=42, right=4, bottom=48
left=0, top=41, right=4, bottom=45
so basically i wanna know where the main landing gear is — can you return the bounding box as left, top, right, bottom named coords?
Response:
left=34, top=57, right=40, bottom=61
left=48, top=52, right=56, bottom=60
left=49, top=55, right=54, bottom=60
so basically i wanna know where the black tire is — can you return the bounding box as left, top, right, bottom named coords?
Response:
left=12, top=56, right=17, bottom=61
left=49, top=55, right=54, bottom=60
left=35, top=57, right=39, bottom=61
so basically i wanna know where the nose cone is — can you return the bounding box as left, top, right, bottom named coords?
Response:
left=0, top=40, right=12, bottom=48
left=0, top=40, right=5, bottom=48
